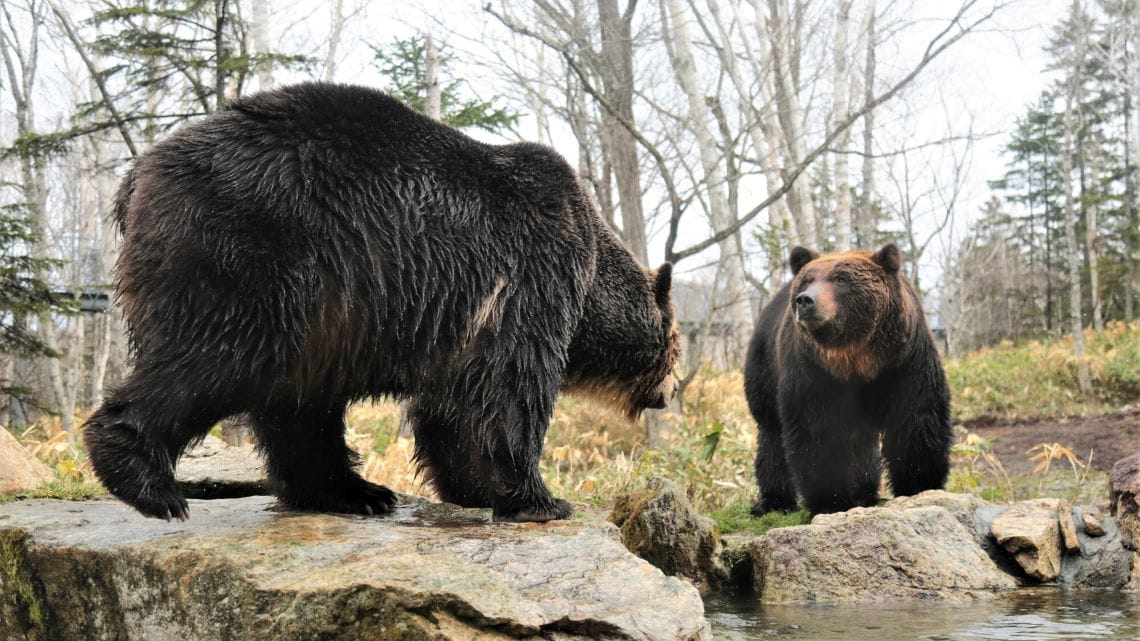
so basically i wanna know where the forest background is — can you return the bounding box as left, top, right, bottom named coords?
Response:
left=1, top=0, right=1137, bottom=526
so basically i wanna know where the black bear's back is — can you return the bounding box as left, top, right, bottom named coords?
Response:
left=114, top=83, right=599, bottom=400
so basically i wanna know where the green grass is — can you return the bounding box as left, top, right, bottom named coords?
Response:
left=0, top=480, right=106, bottom=504
left=710, top=501, right=811, bottom=536
left=946, top=321, right=1140, bottom=421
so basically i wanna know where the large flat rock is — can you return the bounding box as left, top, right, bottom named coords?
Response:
left=0, top=496, right=709, bottom=641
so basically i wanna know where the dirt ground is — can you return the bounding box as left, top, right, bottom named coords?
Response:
left=963, top=406, right=1140, bottom=476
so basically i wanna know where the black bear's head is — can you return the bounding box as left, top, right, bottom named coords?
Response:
left=787, top=244, right=903, bottom=353
left=564, top=262, right=681, bottom=420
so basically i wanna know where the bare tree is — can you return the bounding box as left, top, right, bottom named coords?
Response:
left=1061, top=14, right=1093, bottom=394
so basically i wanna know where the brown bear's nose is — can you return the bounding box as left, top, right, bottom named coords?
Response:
left=794, top=292, right=816, bottom=311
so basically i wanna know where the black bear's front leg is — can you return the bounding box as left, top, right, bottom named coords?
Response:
left=880, top=363, right=953, bottom=497
left=751, top=417, right=798, bottom=516
left=252, top=397, right=396, bottom=515
left=778, top=379, right=867, bottom=515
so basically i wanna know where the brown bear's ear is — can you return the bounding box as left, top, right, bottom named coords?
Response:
left=789, top=247, right=819, bottom=276
left=871, top=244, right=901, bottom=274
left=654, top=263, right=673, bottom=309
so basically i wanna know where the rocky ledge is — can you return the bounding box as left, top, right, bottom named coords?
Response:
left=614, top=478, right=1139, bottom=604
left=0, top=496, right=710, bottom=641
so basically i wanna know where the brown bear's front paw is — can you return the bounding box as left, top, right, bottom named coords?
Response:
left=492, top=497, right=573, bottom=523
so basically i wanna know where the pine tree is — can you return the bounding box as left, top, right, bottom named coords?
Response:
left=371, top=35, right=519, bottom=134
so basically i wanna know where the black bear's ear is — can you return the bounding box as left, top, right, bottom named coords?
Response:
left=789, top=247, right=819, bottom=276
left=654, top=263, right=673, bottom=309
left=871, top=244, right=901, bottom=274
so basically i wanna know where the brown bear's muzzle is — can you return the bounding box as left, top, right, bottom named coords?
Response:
left=794, top=284, right=834, bottom=330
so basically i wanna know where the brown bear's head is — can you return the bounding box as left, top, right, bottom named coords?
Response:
left=787, top=244, right=906, bottom=369
left=564, top=263, right=681, bottom=420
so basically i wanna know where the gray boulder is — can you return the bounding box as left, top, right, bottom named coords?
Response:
left=749, top=505, right=1017, bottom=602
left=0, top=496, right=709, bottom=641
left=609, top=477, right=727, bottom=595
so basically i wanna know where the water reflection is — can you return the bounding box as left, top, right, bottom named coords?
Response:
left=706, top=588, right=1140, bottom=640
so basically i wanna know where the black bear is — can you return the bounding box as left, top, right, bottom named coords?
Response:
left=743, top=244, right=951, bottom=516
left=84, top=82, right=680, bottom=523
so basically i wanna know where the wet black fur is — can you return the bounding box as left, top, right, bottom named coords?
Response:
left=743, top=245, right=952, bottom=516
left=84, top=82, right=677, bottom=523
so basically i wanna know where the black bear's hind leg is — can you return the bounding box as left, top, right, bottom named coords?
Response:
left=84, top=367, right=233, bottom=520
left=751, top=419, right=798, bottom=516
left=253, top=399, right=396, bottom=515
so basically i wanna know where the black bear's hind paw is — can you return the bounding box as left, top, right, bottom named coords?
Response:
left=493, top=497, right=573, bottom=523
left=131, top=487, right=191, bottom=522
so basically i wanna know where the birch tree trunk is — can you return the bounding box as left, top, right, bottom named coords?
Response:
left=661, top=0, right=753, bottom=337
left=831, top=0, right=854, bottom=251
left=857, top=6, right=877, bottom=246
left=323, top=0, right=346, bottom=81
left=1062, top=50, right=1092, bottom=394
left=597, top=0, right=648, bottom=263
left=252, top=0, right=273, bottom=90
left=764, top=0, right=819, bottom=247
left=1086, top=146, right=1103, bottom=332
left=424, top=34, right=442, bottom=120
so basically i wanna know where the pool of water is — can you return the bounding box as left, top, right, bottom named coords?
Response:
left=706, top=588, right=1140, bottom=640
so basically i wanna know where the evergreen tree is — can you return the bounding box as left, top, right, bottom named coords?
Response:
left=0, top=205, right=69, bottom=400
left=371, top=35, right=519, bottom=134
left=84, top=0, right=309, bottom=139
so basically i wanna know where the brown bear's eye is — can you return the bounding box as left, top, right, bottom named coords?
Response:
left=832, top=273, right=849, bottom=284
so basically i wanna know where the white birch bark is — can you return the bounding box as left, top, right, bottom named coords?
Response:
left=424, top=34, right=442, bottom=120
left=1062, top=44, right=1092, bottom=394
left=662, top=0, right=753, bottom=335
left=252, top=0, right=273, bottom=90
left=831, top=0, right=853, bottom=250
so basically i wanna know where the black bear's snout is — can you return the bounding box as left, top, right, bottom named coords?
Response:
left=794, top=292, right=816, bottom=311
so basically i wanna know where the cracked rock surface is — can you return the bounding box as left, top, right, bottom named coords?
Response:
left=0, top=496, right=709, bottom=641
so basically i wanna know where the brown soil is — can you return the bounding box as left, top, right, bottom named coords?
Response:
left=963, top=407, right=1140, bottom=476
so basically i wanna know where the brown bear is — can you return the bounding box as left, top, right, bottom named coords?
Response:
left=84, top=82, right=680, bottom=523
left=743, top=244, right=951, bottom=515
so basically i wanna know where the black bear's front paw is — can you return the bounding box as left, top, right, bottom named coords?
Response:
left=493, top=497, right=573, bottom=523
left=750, top=497, right=796, bottom=517
left=336, top=479, right=398, bottom=516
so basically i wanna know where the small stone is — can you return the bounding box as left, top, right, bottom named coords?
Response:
left=990, top=502, right=1063, bottom=582
left=1057, top=500, right=1080, bottom=554
left=1082, top=510, right=1107, bottom=537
